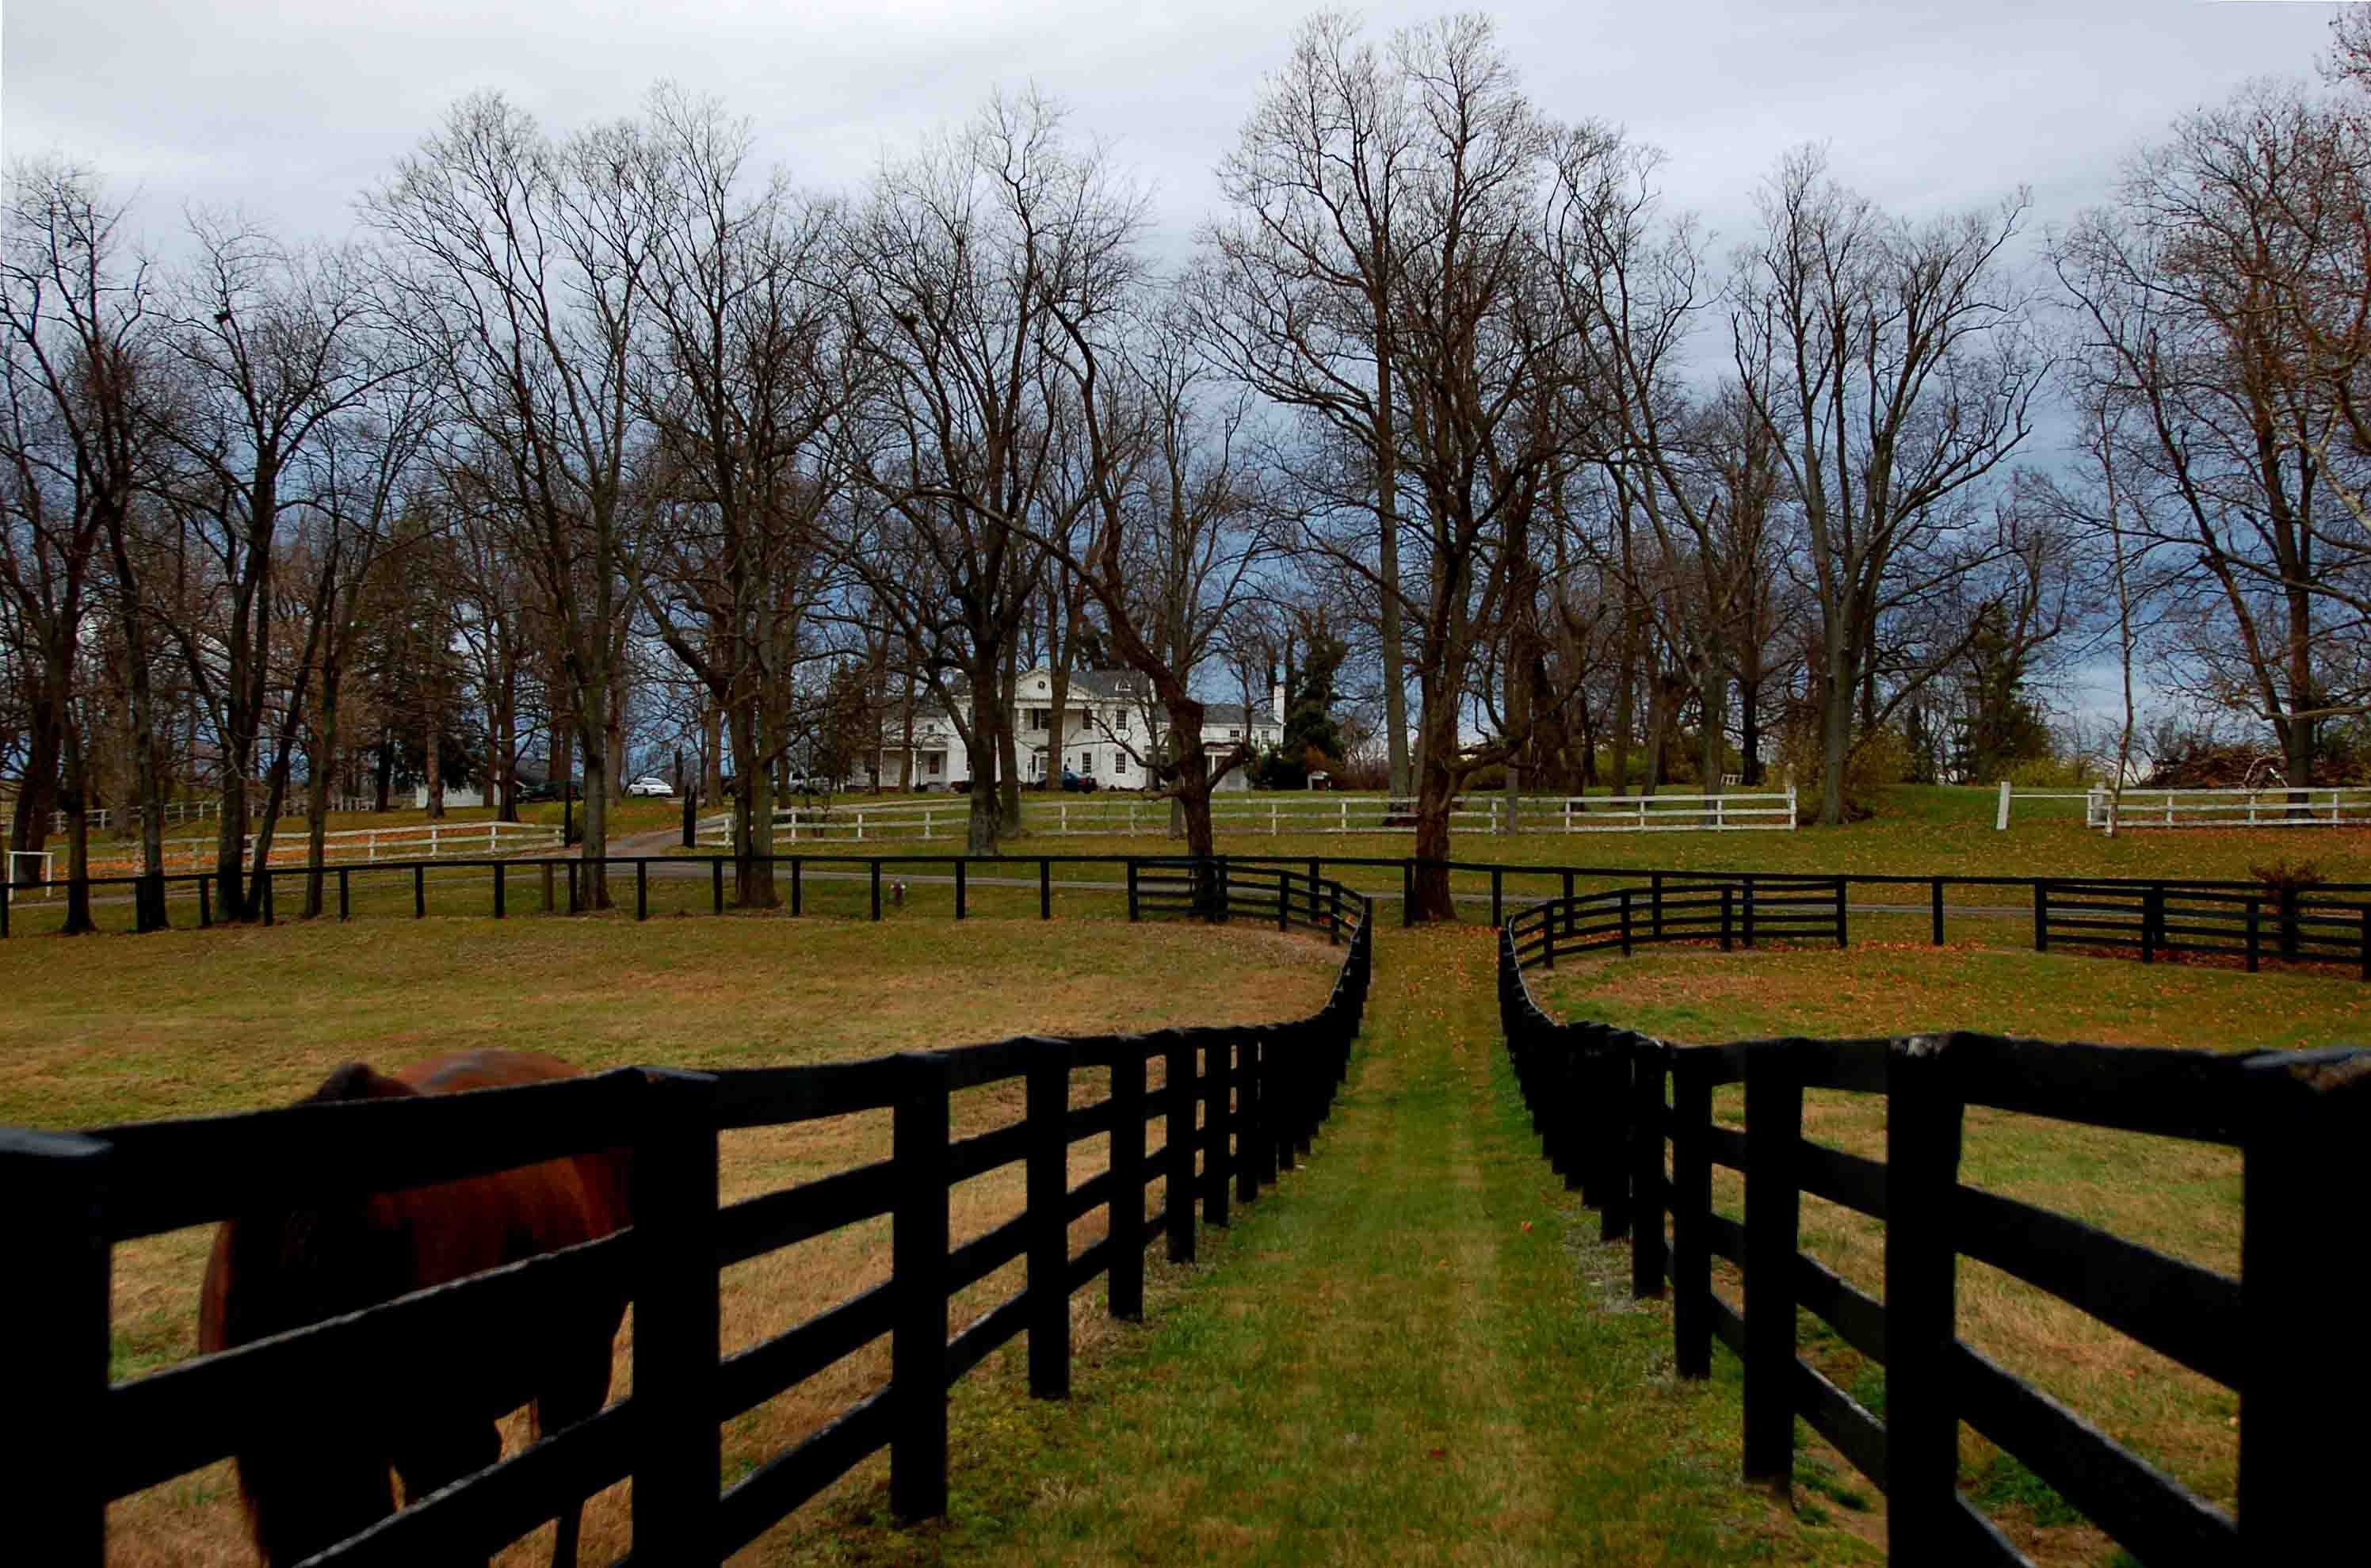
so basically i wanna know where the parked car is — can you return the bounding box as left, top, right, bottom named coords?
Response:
left=624, top=776, right=675, bottom=799
left=518, top=780, right=578, bottom=803
left=1061, top=769, right=1100, bottom=794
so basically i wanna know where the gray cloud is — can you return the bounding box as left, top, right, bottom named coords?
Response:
left=3, top=1, right=2343, bottom=261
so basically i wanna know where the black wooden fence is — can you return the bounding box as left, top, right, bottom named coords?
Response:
left=1503, top=875, right=1846, bottom=964
left=1498, top=893, right=2366, bottom=1563
left=4, top=881, right=1373, bottom=1565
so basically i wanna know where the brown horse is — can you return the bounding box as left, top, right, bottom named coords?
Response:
left=197, top=1050, right=634, bottom=1567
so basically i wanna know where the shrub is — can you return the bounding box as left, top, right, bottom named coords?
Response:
left=1779, top=723, right=1912, bottom=821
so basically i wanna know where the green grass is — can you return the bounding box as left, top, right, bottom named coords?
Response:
left=759, top=926, right=1877, bottom=1565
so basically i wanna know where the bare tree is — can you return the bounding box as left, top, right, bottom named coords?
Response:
left=1, top=160, right=166, bottom=929
left=368, top=91, right=666, bottom=904
left=1734, top=147, right=2041, bottom=824
left=1196, top=9, right=1422, bottom=799
left=634, top=86, right=849, bottom=906
left=2055, top=78, right=2371, bottom=787
left=837, top=89, right=1143, bottom=854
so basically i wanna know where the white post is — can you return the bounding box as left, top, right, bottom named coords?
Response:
left=1340, top=797, right=1348, bottom=833
left=1995, top=779, right=2012, bottom=832
left=1270, top=800, right=1278, bottom=835
left=1715, top=795, right=1725, bottom=830
left=1786, top=786, right=1797, bottom=830
left=430, top=824, right=438, bottom=857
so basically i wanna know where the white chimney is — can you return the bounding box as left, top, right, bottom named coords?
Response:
left=1271, top=681, right=1285, bottom=726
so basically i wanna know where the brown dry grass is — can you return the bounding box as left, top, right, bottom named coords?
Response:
left=0, top=916, right=1339, bottom=1566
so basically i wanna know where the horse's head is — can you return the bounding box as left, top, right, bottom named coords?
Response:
left=199, top=1063, right=420, bottom=1564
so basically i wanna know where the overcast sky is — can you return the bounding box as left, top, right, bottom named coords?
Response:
left=4, top=2, right=2352, bottom=727
left=2, top=1, right=2350, bottom=263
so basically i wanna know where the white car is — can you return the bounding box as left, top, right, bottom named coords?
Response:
left=624, top=776, right=675, bottom=799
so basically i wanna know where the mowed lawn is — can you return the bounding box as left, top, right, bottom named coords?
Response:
left=0, top=915, right=1343, bottom=1567
left=1533, top=942, right=2370, bottom=1566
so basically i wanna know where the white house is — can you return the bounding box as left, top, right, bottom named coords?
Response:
left=861, top=667, right=1287, bottom=790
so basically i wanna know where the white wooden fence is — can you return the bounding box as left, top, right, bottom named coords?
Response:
left=697, top=788, right=1796, bottom=845
left=2083, top=785, right=2371, bottom=832
left=44, top=796, right=372, bottom=835
left=115, top=819, right=561, bottom=875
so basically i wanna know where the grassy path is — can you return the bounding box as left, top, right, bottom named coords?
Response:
left=901, top=925, right=1872, bottom=1566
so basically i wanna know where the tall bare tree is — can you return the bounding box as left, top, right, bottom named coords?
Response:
left=369, top=91, right=665, bottom=903
left=1735, top=147, right=2041, bottom=824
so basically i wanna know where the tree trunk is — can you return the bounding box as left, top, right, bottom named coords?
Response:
left=1698, top=658, right=1726, bottom=799
left=305, top=671, right=338, bottom=920
left=426, top=723, right=445, bottom=820
left=60, top=734, right=94, bottom=936
left=1820, top=631, right=1857, bottom=826
left=1739, top=673, right=1763, bottom=788
left=996, top=644, right=1022, bottom=837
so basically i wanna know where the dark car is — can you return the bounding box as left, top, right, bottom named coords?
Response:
left=518, top=780, right=578, bottom=803
left=1061, top=769, right=1099, bottom=793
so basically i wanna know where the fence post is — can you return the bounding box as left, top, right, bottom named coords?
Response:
left=2240, top=1047, right=2371, bottom=1560
left=636, top=860, right=648, bottom=921
left=1930, top=877, right=1943, bottom=946
left=2142, top=887, right=2159, bottom=964
left=1127, top=860, right=1140, bottom=922
left=632, top=1068, right=722, bottom=1558
left=1720, top=886, right=1734, bottom=952
left=791, top=857, right=802, bottom=917
left=1669, top=1057, right=1715, bottom=1379
left=1619, top=888, right=1632, bottom=957
left=542, top=860, right=555, bottom=914
left=567, top=860, right=580, bottom=915
left=2278, top=886, right=2301, bottom=961
left=1630, top=1043, right=1668, bottom=1300
left=1166, top=1034, right=1196, bottom=1265
left=1237, top=1033, right=1262, bottom=1204
left=6, top=1128, right=109, bottom=1566
left=2247, top=898, right=2261, bottom=973
left=1835, top=876, right=1849, bottom=948
left=1025, top=1038, right=1072, bottom=1401
left=1491, top=867, right=1503, bottom=929
left=1403, top=860, right=1415, bottom=927
left=414, top=864, right=426, bottom=919
left=954, top=857, right=967, bottom=921
left=890, top=1051, right=953, bottom=1522
left=1884, top=1036, right=1967, bottom=1560
left=1040, top=858, right=1052, bottom=921
left=871, top=860, right=882, bottom=921
left=490, top=864, right=500, bottom=921
left=1203, top=1038, right=1231, bottom=1230
left=712, top=858, right=724, bottom=916
left=1651, top=872, right=1663, bottom=940
left=1741, top=1042, right=1803, bottom=1497
left=2033, top=881, right=2048, bottom=952
left=1109, top=1041, right=1147, bottom=1320
left=1742, top=876, right=1756, bottom=948
left=1598, top=1032, right=1632, bottom=1244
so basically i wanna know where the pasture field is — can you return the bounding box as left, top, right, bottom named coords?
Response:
left=0, top=916, right=1342, bottom=1566
left=1531, top=942, right=2371, bottom=1566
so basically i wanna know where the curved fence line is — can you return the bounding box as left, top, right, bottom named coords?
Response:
left=6, top=851, right=2364, bottom=982
left=1497, top=914, right=2366, bottom=1563
left=6, top=879, right=1374, bottom=1564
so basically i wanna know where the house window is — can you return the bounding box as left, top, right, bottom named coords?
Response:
left=1113, top=753, right=1128, bottom=775
left=926, top=753, right=942, bottom=776
left=1117, top=709, right=1130, bottom=736
left=1079, top=751, right=1094, bottom=774
left=1228, top=728, right=1241, bottom=741
left=1027, top=708, right=1049, bottom=732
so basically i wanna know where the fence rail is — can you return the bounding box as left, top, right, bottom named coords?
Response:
left=1497, top=910, right=2366, bottom=1563
left=107, top=818, right=563, bottom=876
left=2084, top=785, right=2371, bottom=831
left=9, top=879, right=1374, bottom=1564
left=697, top=789, right=1795, bottom=845
left=6, top=851, right=2365, bottom=983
